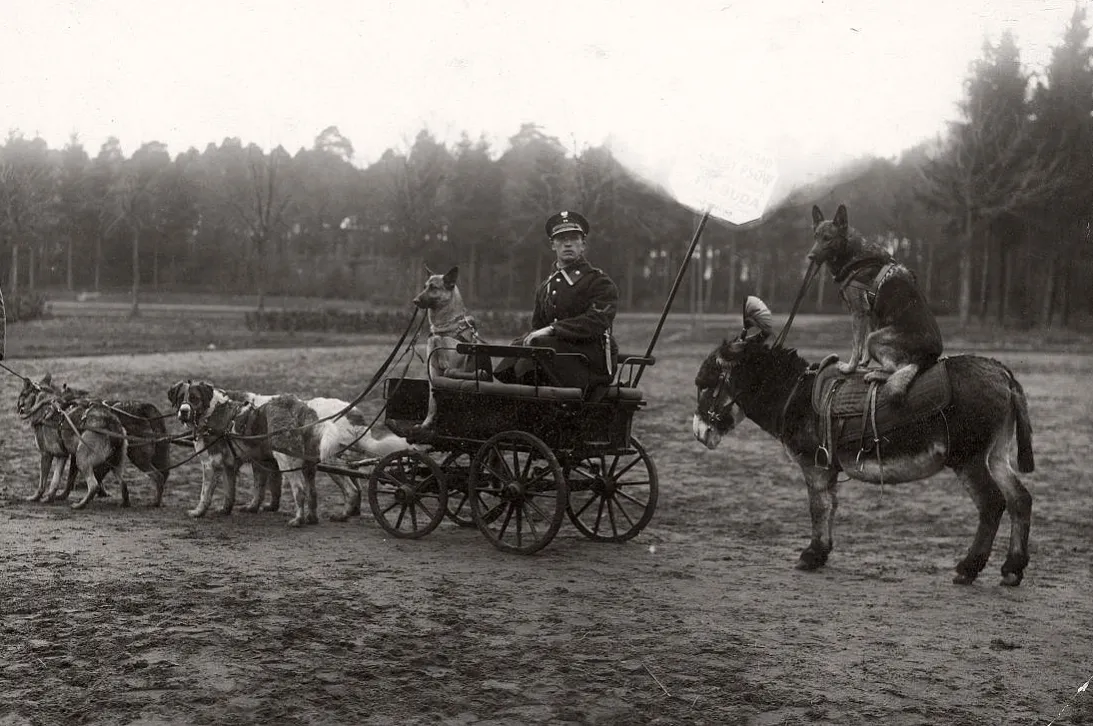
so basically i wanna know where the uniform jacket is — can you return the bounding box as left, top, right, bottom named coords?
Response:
left=532, top=258, right=619, bottom=377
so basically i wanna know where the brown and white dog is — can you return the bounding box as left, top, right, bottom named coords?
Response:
left=168, top=380, right=294, bottom=521
left=411, top=265, right=489, bottom=430
left=809, top=204, right=943, bottom=402
left=167, top=381, right=414, bottom=524
left=16, top=374, right=170, bottom=508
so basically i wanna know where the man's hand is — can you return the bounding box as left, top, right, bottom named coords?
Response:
left=522, top=326, right=553, bottom=346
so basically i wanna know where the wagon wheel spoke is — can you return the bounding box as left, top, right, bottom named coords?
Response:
left=566, top=437, right=658, bottom=543
left=368, top=449, right=448, bottom=540
left=469, top=431, right=566, bottom=555
left=440, top=451, right=482, bottom=527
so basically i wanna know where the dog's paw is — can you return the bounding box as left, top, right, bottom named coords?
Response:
left=863, top=370, right=891, bottom=383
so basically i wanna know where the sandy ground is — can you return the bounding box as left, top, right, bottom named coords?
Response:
left=0, top=345, right=1090, bottom=726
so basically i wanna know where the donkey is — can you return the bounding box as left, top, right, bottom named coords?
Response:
left=692, top=296, right=1035, bottom=586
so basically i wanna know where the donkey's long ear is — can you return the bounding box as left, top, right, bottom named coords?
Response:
left=743, top=296, right=773, bottom=339
left=833, top=204, right=848, bottom=232
left=811, top=205, right=824, bottom=227
left=443, top=266, right=459, bottom=288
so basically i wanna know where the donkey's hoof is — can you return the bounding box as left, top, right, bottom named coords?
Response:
left=952, top=571, right=977, bottom=585
left=286, top=517, right=305, bottom=528
left=795, top=553, right=828, bottom=571
left=1000, top=572, right=1023, bottom=587
left=241, top=502, right=260, bottom=513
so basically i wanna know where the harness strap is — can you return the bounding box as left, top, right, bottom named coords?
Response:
left=869, top=382, right=884, bottom=488
left=840, top=262, right=897, bottom=311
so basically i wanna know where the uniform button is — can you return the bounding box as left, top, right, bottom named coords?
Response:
left=551, top=290, right=557, bottom=295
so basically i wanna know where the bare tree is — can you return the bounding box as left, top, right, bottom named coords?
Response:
left=226, top=146, right=291, bottom=313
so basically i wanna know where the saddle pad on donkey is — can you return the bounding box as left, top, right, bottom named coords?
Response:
left=811, top=359, right=952, bottom=446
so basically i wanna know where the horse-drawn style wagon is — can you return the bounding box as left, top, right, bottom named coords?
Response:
left=367, top=344, right=659, bottom=555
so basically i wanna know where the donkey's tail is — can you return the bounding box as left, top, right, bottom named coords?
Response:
left=1005, top=366, right=1035, bottom=473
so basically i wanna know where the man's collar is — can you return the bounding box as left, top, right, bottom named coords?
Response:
left=551, top=258, right=591, bottom=286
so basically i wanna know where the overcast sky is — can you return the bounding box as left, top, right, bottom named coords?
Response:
left=0, top=0, right=1084, bottom=202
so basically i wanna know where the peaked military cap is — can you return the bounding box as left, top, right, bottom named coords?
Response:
left=545, top=210, right=591, bottom=239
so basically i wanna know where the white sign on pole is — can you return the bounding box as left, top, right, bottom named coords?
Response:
left=667, top=140, right=779, bottom=225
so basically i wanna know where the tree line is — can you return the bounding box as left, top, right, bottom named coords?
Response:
left=1, top=8, right=1090, bottom=327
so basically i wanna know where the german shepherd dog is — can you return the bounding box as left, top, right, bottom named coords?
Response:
left=412, top=265, right=490, bottom=431
left=16, top=374, right=169, bottom=508
left=809, top=204, right=943, bottom=402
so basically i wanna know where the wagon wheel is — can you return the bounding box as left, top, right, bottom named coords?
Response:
left=368, top=449, right=448, bottom=539
left=437, top=450, right=474, bottom=527
left=565, top=436, right=658, bottom=543
left=469, top=431, right=567, bottom=555
left=440, top=450, right=505, bottom=528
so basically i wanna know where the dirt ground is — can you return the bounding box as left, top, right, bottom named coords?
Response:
left=0, top=344, right=1090, bottom=726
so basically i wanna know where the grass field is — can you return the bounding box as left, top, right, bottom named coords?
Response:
left=0, top=306, right=1090, bottom=725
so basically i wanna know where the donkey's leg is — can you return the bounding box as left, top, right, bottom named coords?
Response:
left=952, top=461, right=1006, bottom=585
left=988, top=447, right=1032, bottom=587
left=325, top=472, right=361, bottom=521
left=796, top=463, right=839, bottom=571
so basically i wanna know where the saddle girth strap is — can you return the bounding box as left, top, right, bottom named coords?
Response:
left=816, top=378, right=845, bottom=469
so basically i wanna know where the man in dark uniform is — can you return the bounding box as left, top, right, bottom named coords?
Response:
left=495, top=210, right=619, bottom=390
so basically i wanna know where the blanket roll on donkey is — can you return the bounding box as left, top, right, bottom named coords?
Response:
left=808, top=204, right=943, bottom=403
left=692, top=297, right=1034, bottom=587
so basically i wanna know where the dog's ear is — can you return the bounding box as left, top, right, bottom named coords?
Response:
left=167, top=381, right=184, bottom=408
left=811, top=205, right=824, bottom=227
left=40, top=373, right=52, bottom=387
left=443, top=266, right=459, bottom=288
left=834, top=204, right=848, bottom=232
left=424, top=263, right=436, bottom=277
